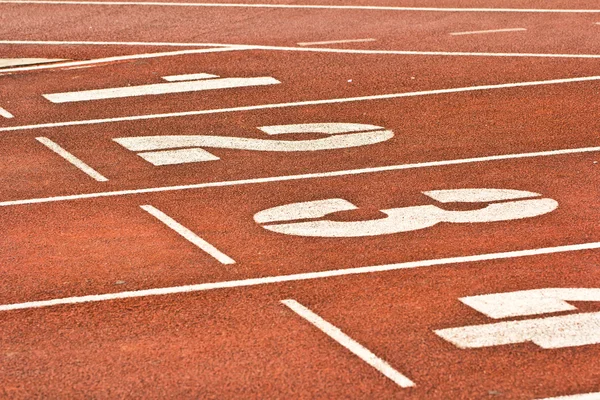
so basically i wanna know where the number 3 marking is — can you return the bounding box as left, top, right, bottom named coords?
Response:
left=254, top=188, right=558, bottom=237
left=114, top=123, right=394, bottom=166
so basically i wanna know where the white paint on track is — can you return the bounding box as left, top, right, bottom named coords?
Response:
left=0, top=1, right=599, bottom=13
left=35, top=137, right=108, bottom=182
left=162, top=73, right=219, bottom=82
left=0, top=46, right=249, bottom=74
left=140, top=205, right=235, bottom=264
left=43, top=76, right=280, bottom=103
left=450, top=28, right=527, bottom=36
left=282, top=299, right=416, bottom=388
left=0, top=107, right=14, bottom=118
left=2, top=40, right=600, bottom=59
left=3, top=74, right=600, bottom=132
left=539, top=393, right=600, bottom=400
left=0, top=241, right=598, bottom=311
left=0, top=145, right=599, bottom=207
left=0, top=57, right=66, bottom=68
left=297, top=38, right=376, bottom=46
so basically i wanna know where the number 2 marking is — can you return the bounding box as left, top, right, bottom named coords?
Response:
left=254, top=188, right=558, bottom=237
left=114, top=123, right=394, bottom=166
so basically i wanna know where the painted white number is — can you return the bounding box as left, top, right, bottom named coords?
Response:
left=114, top=123, right=393, bottom=166
left=435, top=288, right=600, bottom=349
left=255, top=188, right=557, bottom=237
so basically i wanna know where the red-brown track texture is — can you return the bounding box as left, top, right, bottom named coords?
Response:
left=0, top=0, right=599, bottom=398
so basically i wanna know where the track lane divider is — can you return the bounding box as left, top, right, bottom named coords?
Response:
left=1, top=145, right=598, bottom=207
left=1, top=1, right=600, bottom=13
left=0, top=46, right=250, bottom=74
left=3, top=40, right=600, bottom=59
left=140, top=204, right=235, bottom=264
left=3, top=74, right=600, bottom=132
left=0, top=241, right=598, bottom=312
left=282, top=299, right=416, bottom=388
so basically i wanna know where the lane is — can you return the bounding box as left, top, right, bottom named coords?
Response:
left=0, top=152, right=597, bottom=305
left=0, top=249, right=597, bottom=398
left=0, top=73, right=598, bottom=200
left=1, top=3, right=600, bottom=54
left=3, top=49, right=600, bottom=130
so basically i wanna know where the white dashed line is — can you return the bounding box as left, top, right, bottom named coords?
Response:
left=35, top=137, right=108, bottom=182
left=140, top=205, right=235, bottom=264
left=450, top=28, right=527, bottom=36
left=0, top=107, right=14, bottom=118
left=282, top=299, right=416, bottom=388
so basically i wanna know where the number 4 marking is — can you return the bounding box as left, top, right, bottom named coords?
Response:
left=435, top=288, right=600, bottom=349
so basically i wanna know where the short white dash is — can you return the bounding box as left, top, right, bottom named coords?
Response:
left=140, top=204, right=235, bottom=264
left=162, top=73, right=219, bottom=82
left=450, top=28, right=527, bottom=36
left=282, top=299, right=415, bottom=388
left=35, top=137, right=108, bottom=182
left=0, top=107, right=14, bottom=118
left=297, top=38, right=376, bottom=46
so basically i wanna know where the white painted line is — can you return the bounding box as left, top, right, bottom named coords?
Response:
left=539, top=393, right=600, bottom=400
left=3, top=74, right=600, bottom=132
left=3, top=40, right=600, bottom=59
left=0, top=46, right=249, bottom=74
left=0, top=145, right=599, bottom=207
left=450, top=28, right=527, bottom=36
left=282, top=299, right=415, bottom=388
left=0, top=58, right=66, bottom=68
left=43, top=76, right=280, bottom=103
left=0, top=241, right=598, bottom=312
left=0, top=1, right=599, bottom=13
left=297, top=38, right=376, bottom=46
left=140, top=205, right=235, bottom=264
left=0, top=107, right=14, bottom=118
left=35, top=137, right=108, bottom=182
left=162, top=73, right=219, bottom=82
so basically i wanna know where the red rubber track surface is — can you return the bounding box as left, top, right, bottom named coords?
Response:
left=0, top=0, right=599, bottom=398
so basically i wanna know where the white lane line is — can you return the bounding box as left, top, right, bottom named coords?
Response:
left=3, top=40, right=600, bottom=59
left=0, top=241, right=598, bottom=312
left=162, top=73, right=219, bottom=82
left=0, top=58, right=66, bottom=68
left=297, top=38, right=376, bottom=46
left=0, top=1, right=599, bottom=13
left=3, top=74, right=600, bottom=133
left=140, top=205, right=235, bottom=264
left=538, top=393, right=600, bottom=400
left=1, top=145, right=599, bottom=207
left=450, top=28, right=527, bottom=36
left=282, top=299, right=415, bottom=388
left=0, top=46, right=249, bottom=74
left=0, top=107, right=14, bottom=118
left=35, top=137, right=108, bottom=182
left=43, top=76, right=280, bottom=103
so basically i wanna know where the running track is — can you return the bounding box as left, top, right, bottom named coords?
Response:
left=0, top=0, right=599, bottom=398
